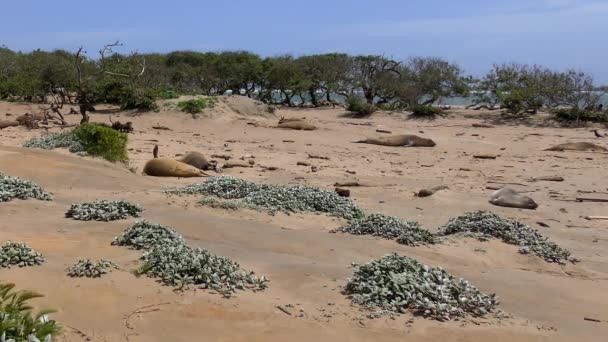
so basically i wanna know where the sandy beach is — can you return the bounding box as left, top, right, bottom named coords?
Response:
left=1, top=97, right=607, bottom=341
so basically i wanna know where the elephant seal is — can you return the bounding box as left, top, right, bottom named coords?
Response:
left=545, top=142, right=608, bottom=152
left=179, top=151, right=213, bottom=171
left=355, top=134, right=436, bottom=147
left=0, top=120, right=19, bottom=129
left=276, top=120, right=317, bottom=131
left=489, top=188, right=538, bottom=210
left=143, top=158, right=206, bottom=177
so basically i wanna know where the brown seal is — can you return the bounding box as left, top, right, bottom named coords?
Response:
left=489, top=188, right=538, bottom=210
left=355, top=134, right=436, bottom=147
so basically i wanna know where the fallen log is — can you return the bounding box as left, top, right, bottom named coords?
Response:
left=576, top=197, right=608, bottom=203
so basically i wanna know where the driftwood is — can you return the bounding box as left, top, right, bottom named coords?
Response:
left=223, top=161, right=252, bottom=169
left=473, top=154, right=497, bottom=159
left=333, top=182, right=368, bottom=187
left=576, top=197, right=608, bottom=203
left=297, top=161, right=310, bottom=166
left=211, top=154, right=232, bottom=160
left=584, top=216, right=608, bottom=221
left=376, top=129, right=392, bottom=134
left=308, top=154, right=330, bottom=160
left=527, top=176, right=565, bottom=182
left=472, top=123, right=494, bottom=128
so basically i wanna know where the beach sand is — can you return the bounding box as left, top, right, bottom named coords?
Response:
left=0, top=97, right=607, bottom=341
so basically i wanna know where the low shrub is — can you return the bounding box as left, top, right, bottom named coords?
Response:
left=177, top=98, right=208, bottom=117
left=0, top=241, right=45, bottom=268
left=22, top=131, right=84, bottom=152
left=552, top=108, right=608, bottom=123
left=0, top=173, right=52, bottom=202
left=344, top=253, right=498, bottom=321
left=0, top=282, right=61, bottom=341
left=409, top=105, right=443, bottom=118
left=67, top=259, right=119, bottom=278
left=65, top=200, right=142, bottom=221
left=72, top=124, right=128, bottom=162
left=121, top=91, right=158, bottom=111
left=346, top=96, right=376, bottom=116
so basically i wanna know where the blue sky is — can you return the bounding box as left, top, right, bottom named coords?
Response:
left=2, top=0, right=607, bottom=82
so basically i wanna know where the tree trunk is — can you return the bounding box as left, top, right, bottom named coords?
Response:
left=363, top=88, right=374, bottom=104
left=79, top=104, right=90, bottom=124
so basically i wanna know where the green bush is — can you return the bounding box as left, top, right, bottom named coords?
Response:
left=120, top=91, right=158, bottom=111
left=409, top=104, right=443, bottom=118
left=0, top=282, right=61, bottom=341
left=552, top=108, right=608, bottom=123
left=346, top=96, right=376, bottom=116
left=177, top=98, right=208, bottom=117
left=72, top=124, right=128, bottom=162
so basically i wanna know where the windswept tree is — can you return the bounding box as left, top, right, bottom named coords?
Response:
left=351, top=55, right=402, bottom=104
left=402, top=57, right=469, bottom=105
left=297, top=53, right=352, bottom=106
left=73, top=41, right=146, bottom=123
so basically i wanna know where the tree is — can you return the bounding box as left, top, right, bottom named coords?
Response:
left=402, top=57, right=469, bottom=105
left=73, top=41, right=146, bottom=123
left=350, top=55, right=401, bottom=104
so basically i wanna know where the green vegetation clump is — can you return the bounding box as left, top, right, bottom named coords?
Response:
left=177, top=98, right=208, bottom=117
left=0, top=174, right=52, bottom=202
left=24, top=124, right=128, bottom=162
left=72, top=124, right=128, bottom=162
left=552, top=108, right=608, bottom=123
left=344, top=253, right=498, bottom=321
left=0, top=282, right=61, bottom=341
left=136, top=243, right=268, bottom=293
left=67, top=259, right=119, bottom=278
left=112, top=220, right=268, bottom=294
left=333, top=213, right=436, bottom=246
left=438, top=211, right=572, bottom=264
left=65, top=200, right=142, bottom=221
left=166, top=176, right=364, bottom=220
left=409, top=105, right=443, bottom=118
left=112, top=220, right=185, bottom=250
left=346, top=96, right=376, bottom=116
left=0, top=241, right=45, bottom=268
left=22, top=132, right=84, bottom=152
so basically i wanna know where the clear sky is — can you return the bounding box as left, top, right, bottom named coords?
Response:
left=1, top=0, right=607, bottom=82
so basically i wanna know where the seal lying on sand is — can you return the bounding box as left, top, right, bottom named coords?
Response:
left=489, top=188, right=538, bottom=210
left=143, top=146, right=208, bottom=177
left=143, top=159, right=206, bottom=177
left=179, top=151, right=213, bottom=170
left=276, top=120, right=317, bottom=131
left=545, top=142, right=608, bottom=152
left=355, top=135, right=436, bottom=147
left=0, top=120, right=19, bottom=129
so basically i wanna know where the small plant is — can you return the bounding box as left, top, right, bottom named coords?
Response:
left=346, top=96, right=376, bottom=116
left=333, top=213, right=437, bottom=246
left=72, top=124, right=128, bottom=162
left=438, top=211, right=572, bottom=264
left=0, top=282, right=61, bottom=341
left=67, top=259, right=119, bottom=278
left=166, top=176, right=365, bottom=220
left=22, top=132, right=84, bottom=153
left=121, top=91, right=158, bottom=111
left=177, top=98, right=208, bottom=118
left=0, top=174, right=52, bottom=203
left=409, top=104, right=443, bottom=118
left=112, top=220, right=185, bottom=250
left=136, top=243, right=268, bottom=294
left=344, top=253, right=498, bottom=321
left=65, top=200, right=142, bottom=221
left=0, top=241, right=44, bottom=268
